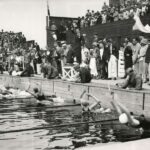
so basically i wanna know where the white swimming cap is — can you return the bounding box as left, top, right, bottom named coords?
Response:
left=119, top=113, right=128, bottom=124
left=132, top=118, right=140, bottom=125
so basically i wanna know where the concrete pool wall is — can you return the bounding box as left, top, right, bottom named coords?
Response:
left=0, top=75, right=150, bottom=119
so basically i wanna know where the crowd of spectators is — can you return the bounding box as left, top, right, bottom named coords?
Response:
left=0, top=30, right=42, bottom=76
left=44, top=27, right=150, bottom=89
left=76, top=0, right=150, bottom=28
left=1, top=2, right=150, bottom=90
left=49, top=0, right=150, bottom=43
left=1, top=27, right=150, bottom=90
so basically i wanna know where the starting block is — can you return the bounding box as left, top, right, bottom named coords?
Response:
left=62, top=65, right=77, bottom=79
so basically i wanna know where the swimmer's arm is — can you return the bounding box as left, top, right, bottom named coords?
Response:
left=89, top=102, right=100, bottom=111
left=79, top=90, right=86, bottom=99
left=110, top=101, right=122, bottom=115
left=86, top=93, right=100, bottom=103
left=115, top=100, right=139, bottom=126
left=86, top=94, right=101, bottom=110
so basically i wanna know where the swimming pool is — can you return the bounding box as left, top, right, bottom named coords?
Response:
left=0, top=96, right=144, bottom=150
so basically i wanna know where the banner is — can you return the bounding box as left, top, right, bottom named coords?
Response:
left=133, top=14, right=150, bottom=33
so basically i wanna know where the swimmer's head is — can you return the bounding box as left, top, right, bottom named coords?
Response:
left=81, top=99, right=89, bottom=107
left=119, top=113, right=128, bottom=124
left=139, top=114, right=145, bottom=121
left=33, top=87, right=39, bottom=93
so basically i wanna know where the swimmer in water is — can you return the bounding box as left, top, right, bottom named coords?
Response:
left=79, top=90, right=101, bottom=113
left=110, top=91, right=150, bottom=137
left=0, top=85, right=12, bottom=95
left=26, top=85, right=53, bottom=106
left=78, top=90, right=101, bottom=133
left=33, top=87, right=46, bottom=101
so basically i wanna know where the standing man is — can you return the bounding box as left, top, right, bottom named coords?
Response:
left=138, top=38, right=149, bottom=81
left=144, top=41, right=150, bottom=84
left=73, top=29, right=84, bottom=64
left=97, top=41, right=108, bottom=79
left=132, top=37, right=141, bottom=74
left=124, top=38, right=133, bottom=75
left=0, top=53, right=3, bottom=74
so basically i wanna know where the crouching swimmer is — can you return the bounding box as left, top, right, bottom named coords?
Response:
left=116, top=68, right=142, bottom=90
left=110, top=92, right=150, bottom=138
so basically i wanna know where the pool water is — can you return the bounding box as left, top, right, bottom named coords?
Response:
left=0, top=97, right=144, bottom=150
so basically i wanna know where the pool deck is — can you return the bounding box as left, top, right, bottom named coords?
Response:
left=3, top=71, right=150, bottom=91
left=77, top=138, right=150, bottom=150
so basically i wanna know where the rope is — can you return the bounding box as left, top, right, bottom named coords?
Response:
left=0, top=103, right=81, bottom=112
left=0, top=119, right=118, bottom=134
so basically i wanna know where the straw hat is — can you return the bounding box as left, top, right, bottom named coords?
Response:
left=119, top=113, right=128, bottom=124
left=92, top=42, right=98, bottom=46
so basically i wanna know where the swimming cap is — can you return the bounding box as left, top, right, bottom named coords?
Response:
left=119, top=113, right=128, bottom=124
left=81, top=99, right=89, bottom=106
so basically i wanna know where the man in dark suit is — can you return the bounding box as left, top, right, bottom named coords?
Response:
left=96, top=41, right=109, bottom=79
left=73, top=29, right=84, bottom=64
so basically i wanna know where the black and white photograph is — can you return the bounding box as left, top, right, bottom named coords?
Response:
left=0, top=0, right=150, bottom=149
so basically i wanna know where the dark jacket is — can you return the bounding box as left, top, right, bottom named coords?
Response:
left=20, top=64, right=34, bottom=77
left=79, top=67, right=92, bottom=83
left=66, top=48, right=74, bottom=64
left=145, top=45, right=150, bottom=63
left=96, top=47, right=109, bottom=71
left=46, top=64, right=58, bottom=79
left=124, top=46, right=133, bottom=70
left=73, top=35, right=84, bottom=63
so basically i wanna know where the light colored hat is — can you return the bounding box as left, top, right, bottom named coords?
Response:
left=92, top=42, right=98, bottom=46
left=61, top=41, right=66, bottom=44
left=62, top=43, right=67, bottom=47
left=141, top=38, right=148, bottom=45
left=119, top=113, right=128, bottom=124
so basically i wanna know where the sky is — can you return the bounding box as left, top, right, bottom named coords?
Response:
left=0, top=0, right=109, bottom=49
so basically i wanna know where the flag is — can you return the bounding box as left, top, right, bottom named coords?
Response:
left=47, top=0, right=50, bottom=27
left=133, top=14, right=150, bottom=33
left=47, top=0, right=50, bottom=18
